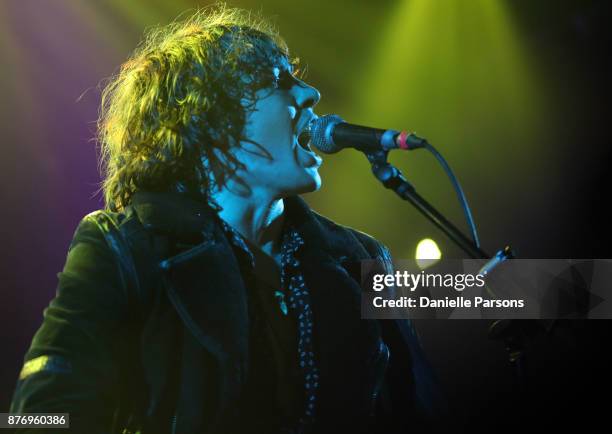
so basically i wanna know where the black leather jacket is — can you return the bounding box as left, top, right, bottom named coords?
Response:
left=10, top=192, right=440, bottom=433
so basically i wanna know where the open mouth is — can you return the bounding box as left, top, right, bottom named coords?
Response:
left=297, top=130, right=312, bottom=151
left=294, top=132, right=322, bottom=169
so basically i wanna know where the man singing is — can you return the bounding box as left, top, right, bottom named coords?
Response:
left=11, top=6, right=439, bottom=434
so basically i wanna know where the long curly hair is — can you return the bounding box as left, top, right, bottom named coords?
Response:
left=97, top=4, right=298, bottom=211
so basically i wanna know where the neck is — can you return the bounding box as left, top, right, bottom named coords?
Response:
left=212, top=185, right=285, bottom=257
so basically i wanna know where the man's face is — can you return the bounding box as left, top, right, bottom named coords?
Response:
left=233, top=56, right=322, bottom=199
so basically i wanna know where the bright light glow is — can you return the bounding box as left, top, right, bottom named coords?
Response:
left=354, top=0, right=545, bottom=183
left=416, top=238, right=441, bottom=269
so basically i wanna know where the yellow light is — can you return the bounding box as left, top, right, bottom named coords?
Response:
left=416, top=238, right=441, bottom=269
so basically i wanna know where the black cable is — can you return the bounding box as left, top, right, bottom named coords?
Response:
left=422, top=142, right=481, bottom=248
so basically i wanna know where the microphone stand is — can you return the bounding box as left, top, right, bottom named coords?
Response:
left=367, top=151, right=488, bottom=259
left=365, top=150, right=528, bottom=380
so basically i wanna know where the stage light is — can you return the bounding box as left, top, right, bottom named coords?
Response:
left=354, top=0, right=546, bottom=183
left=416, top=238, right=441, bottom=269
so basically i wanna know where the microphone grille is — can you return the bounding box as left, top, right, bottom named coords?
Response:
left=310, top=114, right=344, bottom=154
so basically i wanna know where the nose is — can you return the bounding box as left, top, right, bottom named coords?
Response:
left=293, top=81, right=321, bottom=109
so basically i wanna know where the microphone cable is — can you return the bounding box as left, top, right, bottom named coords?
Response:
left=420, top=140, right=481, bottom=248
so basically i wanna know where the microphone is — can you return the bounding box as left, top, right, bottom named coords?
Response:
left=299, top=114, right=429, bottom=154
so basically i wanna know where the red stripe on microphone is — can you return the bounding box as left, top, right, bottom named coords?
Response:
left=397, top=131, right=409, bottom=149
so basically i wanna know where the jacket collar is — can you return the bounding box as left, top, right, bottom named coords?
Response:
left=129, top=190, right=354, bottom=260
left=130, top=191, right=218, bottom=241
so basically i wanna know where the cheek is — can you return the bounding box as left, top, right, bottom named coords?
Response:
left=243, top=114, right=294, bottom=158
left=246, top=93, right=294, bottom=137
left=238, top=93, right=301, bottom=178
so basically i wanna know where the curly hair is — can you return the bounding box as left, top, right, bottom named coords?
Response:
left=97, top=4, right=299, bottom=211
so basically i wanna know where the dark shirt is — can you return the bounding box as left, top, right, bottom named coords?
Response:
left=219, top=219, right=318, bottom=433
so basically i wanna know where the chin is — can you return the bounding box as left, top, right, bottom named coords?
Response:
left=300, top=171, right=322, bottom=193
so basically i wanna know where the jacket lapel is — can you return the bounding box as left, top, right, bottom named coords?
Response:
left=131, top=192, right=249, bottom=403
left=161, top=231, right=249, bottom=371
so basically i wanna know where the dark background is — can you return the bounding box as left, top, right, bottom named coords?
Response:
left=1, top=1, right=610, bottom=432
